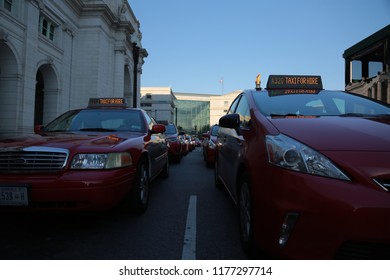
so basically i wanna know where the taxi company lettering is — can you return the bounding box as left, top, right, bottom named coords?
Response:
left=99, top=98, right=124, bottom=105
left=271, top=76, right=319, bottom=86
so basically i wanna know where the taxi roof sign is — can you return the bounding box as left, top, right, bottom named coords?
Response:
left=266, top=75, right=323, bottom=90
left=88, top=98, right=127, bottom=108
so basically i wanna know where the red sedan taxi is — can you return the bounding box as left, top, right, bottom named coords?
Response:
left=202, top=124, right=219, bottom=167
left=0, top=98, right=169, bottom=213
left=215, top=75, right=390, bottom=259
left=164, top=123, right=184, bottom=163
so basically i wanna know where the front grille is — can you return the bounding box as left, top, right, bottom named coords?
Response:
left=373, top=178, right=390, bottom=192
left=0, top=147, right=69, bottom=172
left=335, top=241, right=390, bottom=259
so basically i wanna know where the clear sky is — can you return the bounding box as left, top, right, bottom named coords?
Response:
left=128, top=0, right=390, bottom=95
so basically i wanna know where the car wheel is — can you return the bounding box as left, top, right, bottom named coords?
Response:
left=238, top=172, right=254, bottom=256
left=128, top=157, right=150, bottom=213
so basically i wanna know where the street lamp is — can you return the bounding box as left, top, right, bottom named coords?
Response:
left=132, top=42, right=140, bottom=108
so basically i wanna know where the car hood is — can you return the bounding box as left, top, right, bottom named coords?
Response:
left=268, top=116, right=390, bottom=152
left=0, top=132, right=143, bottom=151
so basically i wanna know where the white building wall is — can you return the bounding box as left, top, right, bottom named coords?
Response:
left=0, top=0, right=146, bottom=136
left=210, top=90, right=242, bottom=125
left=140, top=87, right=175, bottom=123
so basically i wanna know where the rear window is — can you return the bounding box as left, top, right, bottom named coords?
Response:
left=165, top=124, right=177, bottom=134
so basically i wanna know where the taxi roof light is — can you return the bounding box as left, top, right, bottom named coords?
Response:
left=88, top=98, right=128, bottom=108
left=266, top=75, right=323, bottom=90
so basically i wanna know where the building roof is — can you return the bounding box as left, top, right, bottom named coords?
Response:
left=173, top=92, right=216, bottom=101
left=343, top=24, right=390, bottom=61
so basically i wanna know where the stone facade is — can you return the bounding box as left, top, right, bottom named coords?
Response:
left=0, top=0, right=147, bottom=136
left=344, top=24, right=390, bottom=104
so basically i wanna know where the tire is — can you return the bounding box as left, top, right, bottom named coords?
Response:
left=128, top=157, right=150, bottom=213
left=238, top=172, right=255, bottom=256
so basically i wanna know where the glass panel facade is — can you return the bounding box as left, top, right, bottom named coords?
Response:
left=174, top=99, right=210, bottom=135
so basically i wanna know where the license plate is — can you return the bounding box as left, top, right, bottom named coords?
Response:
left=0, top=186, right=29, bottom=206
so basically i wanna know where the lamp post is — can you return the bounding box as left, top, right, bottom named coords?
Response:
left=132, top=43, right=140, bottom=108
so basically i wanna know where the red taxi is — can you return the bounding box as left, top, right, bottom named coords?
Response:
left=215, top=75, right=390, bottom=259
left=202, top=124, right=219, bottom=167
left=164, top=123, right=184, bottom=163
left=0, top=98, right=169, bottom=213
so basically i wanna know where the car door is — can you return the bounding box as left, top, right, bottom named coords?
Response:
left=218, top=96, right=240, bottom=190
left=143, top=112, right=165, bottom=178
left=218, top=94, right=251, bottom=201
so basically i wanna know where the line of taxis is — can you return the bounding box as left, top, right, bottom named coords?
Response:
left=215, top=74, right=390, bottom=259
left=1, top=74, right=390, bottom=260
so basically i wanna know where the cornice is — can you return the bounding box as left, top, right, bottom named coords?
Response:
left=80, top=4, right=136, bottom=35
left=63, top=0, right=84, bottom=16
left=27, top=0, right=45, bottom=9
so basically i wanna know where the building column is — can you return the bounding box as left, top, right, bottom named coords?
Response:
left=113, top=46, right=125, bottom=97
left=22, top=0, right=41, bottom=133
left=345, top=59, right=351, bottom=86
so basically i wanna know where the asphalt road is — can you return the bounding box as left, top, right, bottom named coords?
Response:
left=0, top=147, right=247, bottom=260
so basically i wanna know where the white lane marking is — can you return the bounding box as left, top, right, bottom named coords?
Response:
left=181, top=195, right=197, bottom=260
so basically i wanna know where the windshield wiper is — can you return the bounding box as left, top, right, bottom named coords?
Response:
left=270, top=113, right=302, bottom=118
left=269, top=113, right=318, bottom=118
left=45, top=130, right=67, bottom=132
left=79, top=128, right=116, bottom=132
left=339, top=113, right=367, bottom=117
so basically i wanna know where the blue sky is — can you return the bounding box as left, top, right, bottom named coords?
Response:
left=128, top=0, right=390, bottom=94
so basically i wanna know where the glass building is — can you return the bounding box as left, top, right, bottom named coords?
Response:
left=140, top=88, right=242, bottom=137
left=174, top=99, right=210, bottom=135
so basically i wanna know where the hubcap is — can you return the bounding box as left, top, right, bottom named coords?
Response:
left=139, top=165, right=148, bottom=203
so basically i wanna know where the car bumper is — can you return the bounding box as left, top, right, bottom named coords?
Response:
left=205, top=147, right=216, bottom=164
left=168, top=142, right=182, bottom=157
left=252, top=165, right=390, bottom=259
left=0, top=167, right=137, bottom=211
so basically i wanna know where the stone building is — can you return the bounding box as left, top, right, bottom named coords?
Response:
left=344, top=24, right=390, bottom=103
left=0, top=0, right=147, bottom=136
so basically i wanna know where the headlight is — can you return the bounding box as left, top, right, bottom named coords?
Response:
left=71, top=152, right=132, bottom=169
left=266, top=134, right=350, bottom=181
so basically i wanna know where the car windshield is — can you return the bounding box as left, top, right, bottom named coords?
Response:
left=253, top=90, right=390, bottom=117
left=44, top=109, right=146, bottom=133
left=165, top=124, right=177, bottom=134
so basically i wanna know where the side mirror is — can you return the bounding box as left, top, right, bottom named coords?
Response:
left=150, top=124, right=166, bottom=134
left=219, top=114, right=240, bottom=129
left=34, top=125, right=44, bottom=134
